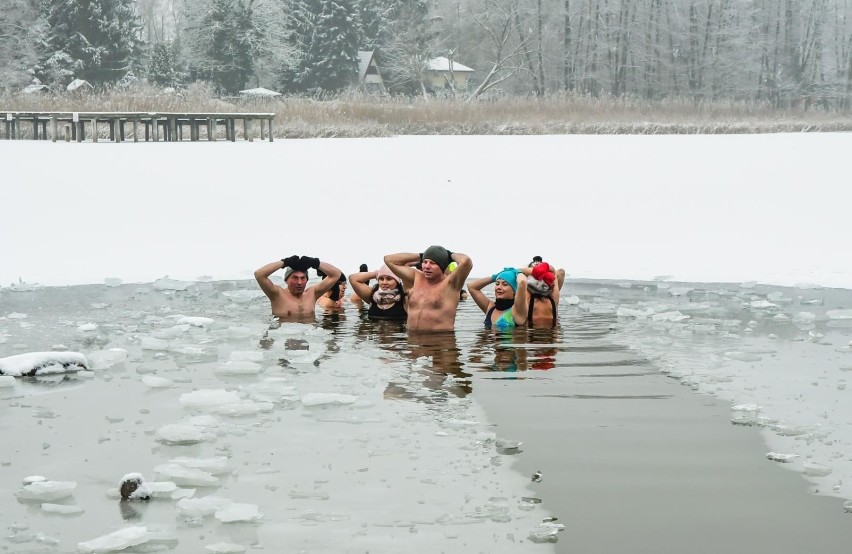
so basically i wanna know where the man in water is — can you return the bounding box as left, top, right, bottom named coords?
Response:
left=254, top=255, right=342, bottom=322
left=384, top=245, right=472, bottom=332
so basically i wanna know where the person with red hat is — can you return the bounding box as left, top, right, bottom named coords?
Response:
left=520, top=257, right=566, bottom=328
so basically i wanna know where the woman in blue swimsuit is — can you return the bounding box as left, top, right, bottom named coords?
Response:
left=468, top=267, right=529, bottom=330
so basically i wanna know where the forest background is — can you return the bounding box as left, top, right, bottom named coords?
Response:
left=2, top=0, right=852, bottom=136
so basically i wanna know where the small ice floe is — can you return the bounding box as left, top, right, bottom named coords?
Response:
left=844, top=501, right=852, bottom=513
left=528, top=521, right=565, bottom=543
left=177, top=316, right=214, bottom=327
left=155, top=420, right=217, bottom=445
left=226, top=326, right=255, bottom=339
left=282, top=348, right=325, bottom=365
left=154, top=464, right=219, bottom=487
left=222, top=290, right=265, bottom=303
left=104, top=277, right=123, bottom=287
left=531, top=471, right=543, bottom=483
left=562, top=295, right=580, bottom=305
left=215, top=503, right=262, bottom=523
left=77, top=323, right=98, bottom=332
left=153, top=325, right=190, bottom=339
left=0, top=375, right=15, bottom=387
left=827, top=309, right=852, bottom=320
left=616, top=306, right=655, bottom=318
left=41, top=503, right=84, bottom=515
left=142, top=375, right=173, bottom=388
left=212, top=400, right=273, bottom=417
left=87, top=348, right=128, bottom=370
left=141, top=337, right=170, bottom=351
left=229, top=351, right=263, bottom=363
left=9, top=280, right=40, bottom=292
left=152, top=277, right=190, bottom=291
left=16, top=478, right=77, bottom=501
left=215, top=361, right=263, bottom=376
left=301, top=392, right=357, bottom=407
left=723, top=351, right=762, bottom=362
left=750, top=300, right=777, bottom=309
left=730, top=403, right=762, bottom=425
left=169, top=456, right=232, bottom=475
left=180, top=389, right=241, bottom=409
left=495, top=438, right=523, bottom=454
left=766, top=452, right=799, bottom=463
left=119, top=473, right=151, bottom=500
left=7, top=312, right=28, bottom=319
left=668, top=286, right=693, bottom=297
left=0, top=351, right=88, bottom=376
left=206, top=543, right=246, bottom=553
left=77, top=526, right=149, bottom=554
left=802, top=460, right=832, bottom=477
left=652, top=311, right=689, bottom=322
left=176, top=496, right=232, bottom=518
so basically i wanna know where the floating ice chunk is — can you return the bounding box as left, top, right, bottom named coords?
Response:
left=668, top=286, right=693, bottom=297
left=212, top=401, right=272, bottom=417
left=154, top=464, right=219, bottom=487
left=215, top=503, right=261, bottom=523
left=206, top=543, right=246, bottom=553
left=616, top=306, right=655, bottom=318
left=104, top=278, right=123, bottom=287
left=803, top=460, right=832, bottom=477
left=301, top=392, right=358, bottom=407
left=528, top=521, right=565, bottom=543
left=7, top=312, right=28, bottom=319
left=153, top=325, right=190, bottom=339
left=77, top=526, right=149, bottom=554
left=229, top=351, right=263, bottom=363
left=767, top=452, right=799, bottom=463
left=226, top=326, right=255, bottom=339
left=562, top=295, right=580, bottom=305
left=495, top=438, right=523, bottom=454
left=652, top=311, right=689, bottom=322
left=793, top=312, right=816, bottom=322
left=141, top=338, right=170, bottom=351
left=88, top=349, right=128, bottom=370
left=221, top=290, right=264, bottom=302
left=827, top=309, right=852, bottom=320
left=177, top=316, right=214, bottom=327
left=169, top=456, right=232, bottom=475
left=750, top=300, right=777, bottom=309
left=180, top=389, right=241, bottom=409
left=0, top=375, right=15, bottom=387
left=215, top=361, right=263, bottom=376
left=77, top=323, right=98, bottom=332
left=142, top=375, right=173, bottom=388
left=723, top=351, right=762, bottom=362
left=284, top=348, right=325, bottom=364
left=0, top=351, right=88, bottom=376
left=152, top=278, right=189, bottom=291
left=731, top=403, right=762, bottom=425
left=41, top=503, right=84, bottom=514
left=155, top=423, right=215, bottom=445
left=23, top=475, right=47, bottom=484
left=16, top=480, right=77, bottom=501
left=176, top=496, right=232, bottom=517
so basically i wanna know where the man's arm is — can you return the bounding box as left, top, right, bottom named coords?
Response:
left=254, top=260, right=287, bottom=300
left=447, top=252, right=473, bottom=290
left=467, top=276, right=494, bottom=314
left=310, top=260, right=342, bottom=300
left=383, top=252, right=418, bottom=290
left=349, top=270, right=376, bottom=303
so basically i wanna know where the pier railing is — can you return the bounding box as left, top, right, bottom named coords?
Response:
left=1, top=111, right=275, bottom=142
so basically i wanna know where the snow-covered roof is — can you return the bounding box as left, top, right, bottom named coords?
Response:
left=238, top=87, right=281, bottom=97
left=66, top=79, right=92, bottom=92
left=358, top=50, right=376, bottom=83
left=22, top=83, right=48, bottom=94
left=426, top=57, right=473, bottom=72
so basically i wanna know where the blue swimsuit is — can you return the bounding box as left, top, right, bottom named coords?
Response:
left=485, top=307, right=515, bottom=330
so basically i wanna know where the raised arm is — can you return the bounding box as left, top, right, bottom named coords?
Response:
left=383, top=252, right=419, bottom=290
left=512, top=273, right=529, bottom=325
left=447, top=251, right=473, bottom=291
left=467, top=276, right=494, bottom=314
left=255, top=254, right=298, bottom=300
left=349, top=270, right=376, bottom=303
left=310, top=259, right=343, bottom=300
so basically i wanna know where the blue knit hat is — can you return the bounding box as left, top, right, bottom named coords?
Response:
left=492, top=267, right=519, bottom=291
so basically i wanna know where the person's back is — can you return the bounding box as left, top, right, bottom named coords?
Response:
left=523, top=260, right=565, bottom=329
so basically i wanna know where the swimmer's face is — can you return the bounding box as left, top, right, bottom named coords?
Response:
left=421, top=259, right=442, bottom=280
left=494, top=278, right=515, bottom=299
left=377, top=275, right=397, bottom=290
left=286, top=271, right=308, bottom=295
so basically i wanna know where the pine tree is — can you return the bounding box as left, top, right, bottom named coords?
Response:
left=148, top=41, right=175, bottom=87
left=280, top=0, right=359, bottom=94
left=36, top=0, right=143, bottom=86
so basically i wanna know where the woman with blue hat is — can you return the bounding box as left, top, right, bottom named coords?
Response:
left=468, top=267, right=529, bottom=330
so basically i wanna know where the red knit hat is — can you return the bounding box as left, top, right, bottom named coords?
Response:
left=531, top=262, right=555, bottom=287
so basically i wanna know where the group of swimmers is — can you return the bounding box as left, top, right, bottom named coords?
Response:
left=254, top=246, right=565, bottom=332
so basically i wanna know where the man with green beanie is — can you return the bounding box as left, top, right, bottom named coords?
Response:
left=384, top=245, right=472, bottom=332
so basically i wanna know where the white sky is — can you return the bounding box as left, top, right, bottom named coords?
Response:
left=2, top=134, right=850, bottom=288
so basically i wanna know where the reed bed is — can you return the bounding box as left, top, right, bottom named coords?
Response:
left=3, top=84, right=852, bottom=138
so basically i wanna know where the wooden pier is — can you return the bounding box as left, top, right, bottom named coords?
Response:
left=1, top=111, right=275, bottom=143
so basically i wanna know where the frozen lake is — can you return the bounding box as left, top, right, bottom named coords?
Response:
left=1, top=134, right=852, bottom=551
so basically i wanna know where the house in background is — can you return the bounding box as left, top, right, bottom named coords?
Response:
left=66, top=79, right=93, bottom=93
left=424, top=57, right=474, bottom=90
left=357, top=50, right=386, bottom=94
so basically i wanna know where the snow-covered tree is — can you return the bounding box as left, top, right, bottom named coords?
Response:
left=280, top=0, right=360, bottom=94
left=379, top=0, right=439, bottom=95
left=0, top=0, right=42, bottom=91
left=36, top=0, right=144, bottom=87
left=148, top=40, right=176, bottom=86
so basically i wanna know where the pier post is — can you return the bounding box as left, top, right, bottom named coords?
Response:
left=64, top=124, right=70, bottom=142
left=32, top=118, right=38, bottom=140
left=91, top=119, right=98, bottom=143
left=268, top=117, right=274, bottom=142
left=132, top=118, right=139, bottom=142
left=51, top=116, right=57, bottom=142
